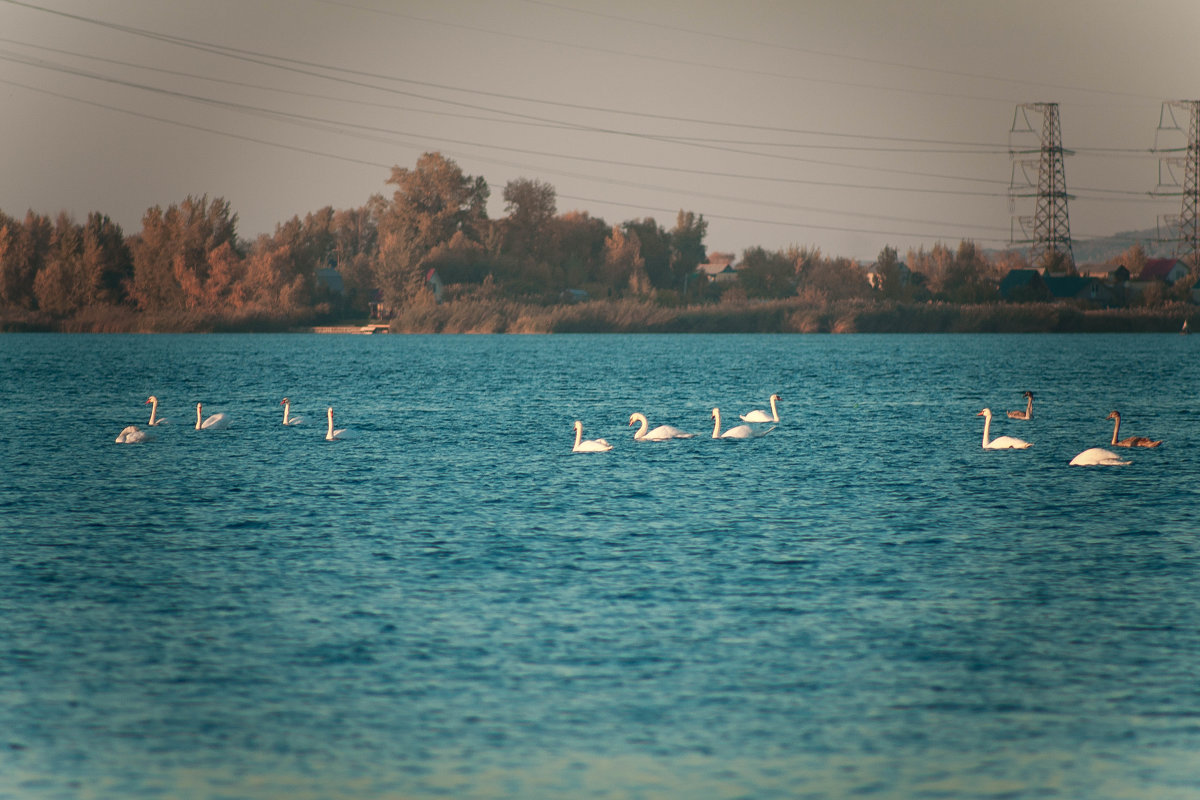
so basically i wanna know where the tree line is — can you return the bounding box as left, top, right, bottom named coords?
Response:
left=0, top=151, right=1191, bottom=332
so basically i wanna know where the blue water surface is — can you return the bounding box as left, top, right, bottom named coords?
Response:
left=2, top=333, right=1199, bottom=799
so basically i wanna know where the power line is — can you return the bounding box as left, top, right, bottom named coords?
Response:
left=0, top=76, right=1017, bottom=245
left=0, top=37, right=1017, bottom=155
left=0, top=1, right=1028, bottom=145
left=1, top=47, right=1022, bottom=191
left=519, top=0, right=1161, bottom=103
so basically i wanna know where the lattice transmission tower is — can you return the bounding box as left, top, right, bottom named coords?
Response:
left=1009, top=102, right=1075, bottom=272
left=1152, top=100, right=1200, bottom=265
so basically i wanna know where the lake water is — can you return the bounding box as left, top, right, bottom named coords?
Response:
left=2, top=332, right=1199, bottom=799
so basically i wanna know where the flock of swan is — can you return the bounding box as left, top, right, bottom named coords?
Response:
left=114, top=389, right=1161, bottom=465
left=977, top=391, right=1162, bottom=466
left=115, top=396, right=354, bottom=443
left=572, top=394, right=782, bottom=452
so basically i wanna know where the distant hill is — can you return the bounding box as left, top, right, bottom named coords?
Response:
left=988, top=228, right=1182, bottom=265
left=1070, top=228, right=1180, bottom=264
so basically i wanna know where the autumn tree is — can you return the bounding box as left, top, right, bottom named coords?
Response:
left=1110, top=242, right=1147, bottom=278
left=935, top=240, right=997, bottom=303
left=129, top=195, right=240, bottom=313
left=549, top=210, right=608, bottom=289
left=802, top=256, right=872, bottom=302
left=601, top=225, right=648, bottom=295
left=623, top=218, right=671, bottom=289
left=737, top=246, right=794, bottom=299
left=500, top=178, right=556, bottom=266
left=32, top=213, right=86, bottom=317
left=329, top=201, right=381, bottom=312
left=80, top=212, right=133, bottom=307
left=0, top=211, right=51, bottom=310
left=907, top=242, right=955, bottom=297
left=375, top=153, right=489, bottom=306
left=669, top=210, right=707, bottom=289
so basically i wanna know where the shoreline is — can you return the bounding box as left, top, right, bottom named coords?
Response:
left=2, top=299, right=1195, bottom=334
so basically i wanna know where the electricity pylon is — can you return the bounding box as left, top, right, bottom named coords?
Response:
left=1009, top=103, right=1075, bottom=272
left=1152, top=100, right=1200, bottom=265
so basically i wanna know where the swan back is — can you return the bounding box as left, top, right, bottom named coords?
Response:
left=1006, top=391, right=1032, bottom=420
left=195, top=402, right=231, bottom=430
left=712, top=408, right=759, bottom=439
left=977, top=408, right=1031, bottom=449
left=116, top=425, right=154, bottom=443
left=573, top=420, right=612, bottom=452
left=1107, top=410, right=1161, bottom=447
left=1069, top=447, right=1130, bottom=466
left=629, top=412, right=693, bottom=440
left=740, top=393, right=781, bottom=423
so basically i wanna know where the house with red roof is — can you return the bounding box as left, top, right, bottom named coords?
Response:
left=1137, top=258, right=1189, bottom=285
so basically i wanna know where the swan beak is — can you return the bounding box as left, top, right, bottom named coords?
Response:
left=975, top=410, right=985, bottom=416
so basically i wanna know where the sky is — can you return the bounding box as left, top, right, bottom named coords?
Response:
left=1, top=0, right=1197, bottom=261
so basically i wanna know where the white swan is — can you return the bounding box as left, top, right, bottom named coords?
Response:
left=280, top=397, right=305, bottom=426
left=116, top=425, right=154, bottom=443
left=740, top=394, right=781, bottom=423
left=628, top=412, right=694, bottom=441
left=976, top=408, right=1031, bottom=450
left=195, top=402, right=231, bottom=430
left=145, top=395, right=169, bottom=426
left=1069, top=447, right=1131, bottom=466
left=325, top=407, right=354, bottom=441
left=572, top=420, right=612, bottom=452
left=712, top=407, right=768, bottom=439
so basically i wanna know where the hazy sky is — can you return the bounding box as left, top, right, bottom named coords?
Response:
left=1, top=0, right=1197, bottom=260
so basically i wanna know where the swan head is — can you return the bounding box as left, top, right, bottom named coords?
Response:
left=145, top=395, right=158, bottom=405
left=281, top=397, right=291, bottom=406
left=771, top=394, right=781, bottom=401
left=1023, top=391, right=1033, bottom=399
left=628, top=412, right=648, bottom=427
left=976, top=408, right=992, bottom=419
left=573, top=420, right=583, bottom=431
left=711, top=408, right=720, bottom=419
left=1106, top=410, right=1120, bottom=421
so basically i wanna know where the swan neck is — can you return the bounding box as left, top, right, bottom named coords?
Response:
left=770, top=395, right=779, bottom=422
left=981, top=412, right=991, bottom=447
left=573, top=423, right=582, bottom=449
left=327, top=408, right=334, bottom=438
left=1111, top=416, right=1120, bottom=445
left=148, top=399, right=158, bottom=425
left=282, top=402, right=290, bottom=425
left=195, top=403, right=202, bottom=429
left=712, top=409, right=721, bottom=438
left=634, top=415, right=647, bottom=439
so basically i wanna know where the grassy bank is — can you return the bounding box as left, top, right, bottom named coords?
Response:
left=382, top=298, right=1197, bottom=334
left=3, top=299, right=1195, bottom=334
